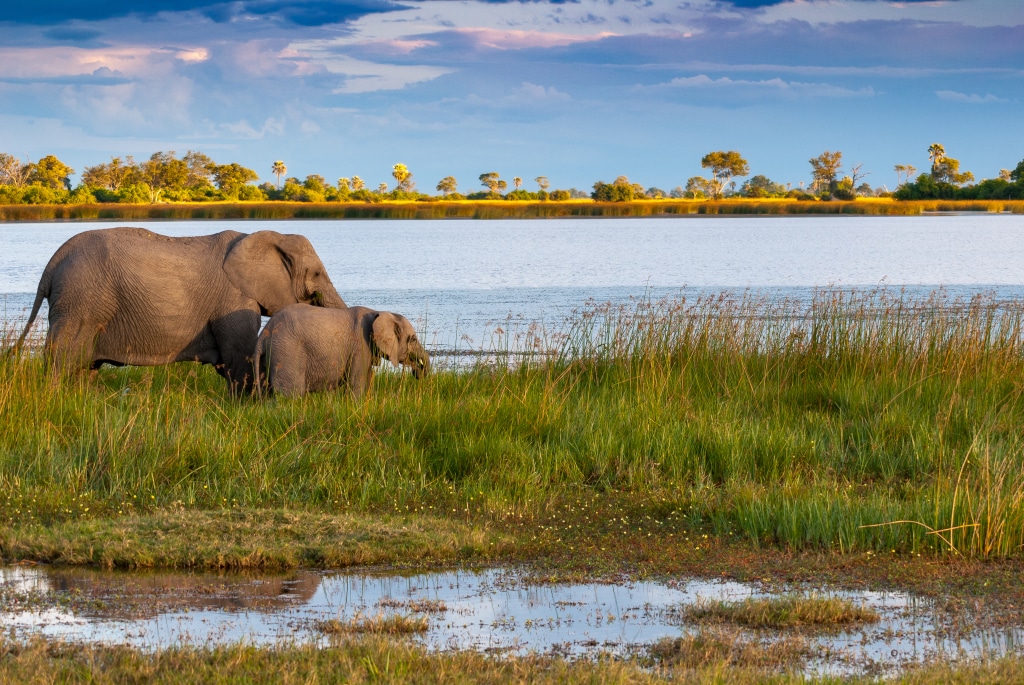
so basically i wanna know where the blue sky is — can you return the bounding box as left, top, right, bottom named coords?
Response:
left=0, top=0, right=1021, bottom=194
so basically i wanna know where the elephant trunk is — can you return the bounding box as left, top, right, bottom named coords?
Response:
left=410, top=346, right=430, bottom=379
left=313, top=284, right=346, bottom=309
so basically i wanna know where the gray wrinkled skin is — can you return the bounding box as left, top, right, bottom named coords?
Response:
left=15, top=227, right=346, bottom=395
left=255, top=304, right=429, bottom=399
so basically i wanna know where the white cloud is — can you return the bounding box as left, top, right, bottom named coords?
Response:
left=754, top=0, right=1024, bottom=29
left=651, top=74, right=876, bottom=98
left=508, top=82, right=571, bottom=104
left=0, top=45, right=206, bottom=79
left=220, top=117, right=285, bottom=139
left=316, top=55, right=454, bottom=93
left=935, top=89, right=1008, bottom=104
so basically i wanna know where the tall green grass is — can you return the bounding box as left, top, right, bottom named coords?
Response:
left=3, top=289, right=1024, bottom=558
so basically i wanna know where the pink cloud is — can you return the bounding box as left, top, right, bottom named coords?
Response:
left=452, top=28, right=616, bottom=50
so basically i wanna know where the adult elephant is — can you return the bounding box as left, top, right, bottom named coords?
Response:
left=14, top=227, right=346, bottom=394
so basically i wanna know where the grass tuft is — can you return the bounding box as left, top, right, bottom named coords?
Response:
left=673, top=595, right=879, bottom=630
left=318, top=613, right=430, bottom=635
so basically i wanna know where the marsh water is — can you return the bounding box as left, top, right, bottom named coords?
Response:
left=4, top=215, right=1024, bottom=354
left=2, top=565, right=1022, bottom=676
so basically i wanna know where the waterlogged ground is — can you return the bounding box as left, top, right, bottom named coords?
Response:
left=2, top=565, right=1022, bottom=677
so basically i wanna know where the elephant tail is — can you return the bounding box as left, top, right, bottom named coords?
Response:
left=9, top=273, right=49, bottom=356
left=253, top=332, right=267, bottom=398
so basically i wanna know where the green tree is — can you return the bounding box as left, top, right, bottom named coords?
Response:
left=740, top=174, right=786, bottom=198
left=925, top=144, right=973, bottom=186
left=303, top=174, right=326, bottom=192
left=479, top=172, right=505, bottom=196
left=138, top=151, right=190, bottom=201
left=932, top=157, right=974, bottom=186
left=436, top=176, right=457, bottom=197
left=700, top=151, right=749, bottom=199
left=302, top=174, right=328, bottom=202
left=685, top=176, right=710, bottom=199
left=591, top=176, right=643, bottom=202
left=83, top=156, right=138, bottom=191
left=182, top=151, right=214, bottom=189
left=1010, top=160, right=1024, bottom=183
left=809, top=151, right=843, bottom=195
left=272, top=161, right=287, bottom=190
left=28, top=155, right=75, bottom=190
left=211, top=163, right=259, bottom=198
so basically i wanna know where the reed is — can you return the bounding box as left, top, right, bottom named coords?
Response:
left=2, top=199, right=1022, bottom=221
left=3, top=288, right=1024, bottom=559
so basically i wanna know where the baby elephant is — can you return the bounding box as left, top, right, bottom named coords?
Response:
left=254, top=304, right=429, bottom=398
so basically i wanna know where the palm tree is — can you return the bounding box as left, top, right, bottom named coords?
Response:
left=272, top=161, right=287, bottom=190
left=535, top=176, right=549, bottom=192
left=512, top=177, right=522, bottom=191
left=351, top=176, right=365, bottom=191
left=392, top=163, right=412, bottom=192
left=927, top=143, right=945, bottom=173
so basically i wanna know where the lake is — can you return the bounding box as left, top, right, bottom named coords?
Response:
left=3, top=215, right=1024, bottom=353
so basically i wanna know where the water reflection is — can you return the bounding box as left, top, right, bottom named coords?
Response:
left=2, top=566, right=1021, bottom=676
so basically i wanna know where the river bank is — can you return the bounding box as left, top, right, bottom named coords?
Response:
left=1, top=198, right=1023, bottom=221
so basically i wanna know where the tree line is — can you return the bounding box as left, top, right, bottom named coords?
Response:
left=1, top=146, right=1022, bottom=206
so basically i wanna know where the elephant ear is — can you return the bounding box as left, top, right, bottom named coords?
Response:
left=223, top=231, right=305, bottom=315
left=371, top=312, right=402, bottom=367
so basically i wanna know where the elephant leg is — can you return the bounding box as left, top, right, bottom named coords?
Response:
left=347, top=365, right=373, bottom=400
left=45, top=317, right=99, bottom=375
left=211, top=310, right=261, bottom=396
left=273, top=363, right=307, bottom=398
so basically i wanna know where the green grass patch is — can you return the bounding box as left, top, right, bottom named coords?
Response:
left=317, top=614, right=430, bottom=635
left=646, top=629, right=814, bottom=672
left=675, top=595, right=879, bottom=630
left=0, top=508, right=512, bottom=570
left=3, top=635, right=1024, bottom=683
left=4, top=288, right=1024, bottom=564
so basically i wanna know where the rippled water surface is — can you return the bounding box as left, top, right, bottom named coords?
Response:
left=4, top=216, right=1024, bottom=350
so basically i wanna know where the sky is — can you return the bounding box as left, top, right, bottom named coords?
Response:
left=0, top=0, right=1021, bottom=194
